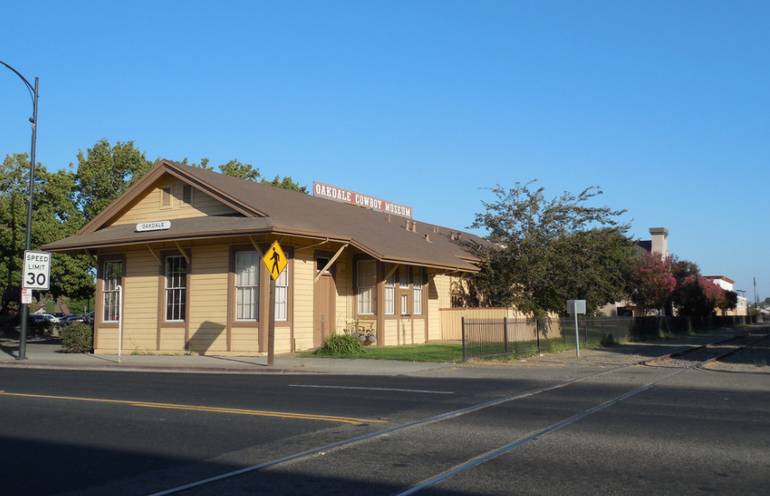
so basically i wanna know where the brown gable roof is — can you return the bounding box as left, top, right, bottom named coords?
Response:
left=43, top=160, right=483, bottom=272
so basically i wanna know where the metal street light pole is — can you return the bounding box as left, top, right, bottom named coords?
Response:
left=1, top=60, right=39, bottom=361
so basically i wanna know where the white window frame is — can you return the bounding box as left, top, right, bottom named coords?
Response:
left=165, top=255, right=187, bottom=322
left=102, top=260, right=123, bottom=323
left=356, top=259, right=376, bottom=315
left=413, top=269, right=423, bottom=315
left=275, top=264, right=289, bottom=322
left=400, top=294, right=409, bottom=316
left=384, top=271, right=395, bottom=315
left=235, top=250, right=259, bottom=321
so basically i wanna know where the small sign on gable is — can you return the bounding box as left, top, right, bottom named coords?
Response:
left=136, top=220, right=171, bottom=232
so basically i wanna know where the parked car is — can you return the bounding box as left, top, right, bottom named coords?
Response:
left=30, top=313, right=60, bottom=325
left=62, top=314, right=84, bottom=325
left=83, top=311, right=94, bottom=324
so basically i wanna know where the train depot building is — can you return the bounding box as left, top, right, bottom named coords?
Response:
left=43, top=160, right=481, bottom=355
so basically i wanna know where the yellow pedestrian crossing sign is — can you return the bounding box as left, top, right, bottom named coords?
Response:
left=263, top=240, right=288, bottom=281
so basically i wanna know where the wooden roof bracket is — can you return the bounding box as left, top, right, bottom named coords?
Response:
left=314, top=243, right=348, bottom=282
left=174, top=241, right=190, bottom=264
left=146, top=245, right=160, bottom=263
left=249, top=235, right=261, bottom=254
left=384, top=263, right=400, bottom=282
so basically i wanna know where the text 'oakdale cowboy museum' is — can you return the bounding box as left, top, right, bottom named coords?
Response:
left=42, top=160, right=482, bottom=355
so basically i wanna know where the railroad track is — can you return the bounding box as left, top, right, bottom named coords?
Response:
left=148, top=328, right=769, bottom=496
left=643, top=329, right=770, bottom=369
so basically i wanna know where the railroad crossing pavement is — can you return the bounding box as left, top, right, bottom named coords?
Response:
left=0, top=329, right=767, bottom=495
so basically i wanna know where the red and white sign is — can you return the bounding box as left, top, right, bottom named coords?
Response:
left=21, top=288, right=32, bottom=304
left=313, top=181, right=413, bottom=219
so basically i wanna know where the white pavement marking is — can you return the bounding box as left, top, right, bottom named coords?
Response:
left=289, top=384, right=454, bottom=395
left=146, top=366, right=628, bottom=496
left=395, top=382, right=657, bottom=496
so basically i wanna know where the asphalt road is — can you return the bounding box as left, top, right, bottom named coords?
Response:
left=1, top=342, right=768, bottom=496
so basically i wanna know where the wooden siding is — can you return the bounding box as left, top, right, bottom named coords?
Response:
left=108, top=177, right=236, bottom=226
left=188, top=244, right=228, bottom=354
left=427, top=270, right=443, bottom=341
left=334, top=250, right=354, bottom=333
left=384, top=319, right=398, bottom=346
left=121, top=248, right=159, bottom=352
left=293, top=247, right=315, bottom=352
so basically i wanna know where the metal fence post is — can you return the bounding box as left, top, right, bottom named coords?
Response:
left=503, top=316, right=508, bottom=353
left=461, top=316, right=466, bottom=362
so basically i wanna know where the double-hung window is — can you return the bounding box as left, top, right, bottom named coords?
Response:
left=102, top=260, right=123, bottom=322
left=275, top=265, right=289, bottom=321
left=413, top=268, right=423, bottom=315
left=165, top=255, right=187, bottom=321
left=384, top=270, right=396, bottom=315
left=356, top=259, right=376, bottom=315
left=235, top=251, right=259, bottom=321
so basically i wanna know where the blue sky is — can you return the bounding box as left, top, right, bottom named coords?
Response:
left=2, top=1, right=768, bottom=297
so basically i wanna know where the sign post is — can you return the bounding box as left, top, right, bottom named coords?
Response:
left=117, top=285, right=123, bottom=364
left=20, top=250, right=51, bottom=360
left=262, top=241, right=288, bottom=366
left=566, top=299, right=586, bottom=359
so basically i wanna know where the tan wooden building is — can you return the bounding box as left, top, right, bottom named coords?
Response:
left=43, top=160, right=481, bottom=355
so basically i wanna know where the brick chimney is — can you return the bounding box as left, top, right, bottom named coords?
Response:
left=649, top=227, right=669, bottom=257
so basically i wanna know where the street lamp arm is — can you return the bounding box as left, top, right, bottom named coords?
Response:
left=0, top=60, right=35, bottom=102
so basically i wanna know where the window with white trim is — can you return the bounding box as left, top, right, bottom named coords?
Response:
left=356, top=259, right=376, bottom=315
left=275, top=264, right=289, bottom=321
left=400, top=294, right=409, bottom=316
left=102, top=260, right=123, bottom=322
left=384, top=270, right=395, bottom=315
left=413, top=268, right=423, bottom=315
left=165, top=255, right=187, bottom=321
left=235, top=250, right=259, bottom=321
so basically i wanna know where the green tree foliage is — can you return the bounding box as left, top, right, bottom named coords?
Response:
left=262, top=175, right=308, bottom=193
left=179, top=157, right=307, bottom=192
left=0, top=154, right=93, bottom=310
left=466, top=181, right=632, bottom=316
left=75, top=139, right=152, bottom=221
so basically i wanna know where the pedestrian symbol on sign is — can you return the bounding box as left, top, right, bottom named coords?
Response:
left=262, top=241, right=287, bottom=281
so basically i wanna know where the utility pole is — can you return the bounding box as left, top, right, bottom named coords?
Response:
left=1, top=61, right=39, bottom=361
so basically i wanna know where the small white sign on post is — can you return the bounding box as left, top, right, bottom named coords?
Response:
left=22, top=250, right=51, bottom=291
left=21, top=288, right=33, bottom=304
left=566, top=299, right=587, bottom=359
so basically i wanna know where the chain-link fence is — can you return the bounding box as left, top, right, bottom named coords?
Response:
left=461, top=314, right=756, bottom=361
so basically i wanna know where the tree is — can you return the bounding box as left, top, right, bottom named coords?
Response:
left=716, top=290, right=738, bottom=314
left=626, top=252, right=677, bottom=314
left=262, top=175, right=308, bottom=193
left=670, top=258, right=723, bottom=317
left=1, top=153, right=93, bottom=311
left=75, top=139, right=152, bottom=221
left=466, top=181, right=631, bottom=316
left=218, top=159, right=260, bottom=181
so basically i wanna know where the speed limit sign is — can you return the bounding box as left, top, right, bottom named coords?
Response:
left=22, top=250, right=51, bottom=290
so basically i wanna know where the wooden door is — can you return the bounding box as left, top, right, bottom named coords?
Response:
left=314, top=255, right=336, bottom=347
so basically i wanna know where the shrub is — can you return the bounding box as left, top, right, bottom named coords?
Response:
left=600, top=333, right=618, bottom=347
left=61, top=323, right=93, bottom=353
left=314, top=334, right=364, bottom=356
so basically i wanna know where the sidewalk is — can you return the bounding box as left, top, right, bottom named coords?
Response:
left=0, top=337, right=453, bottom=376
left=0, top=329, right=744, bottom=377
